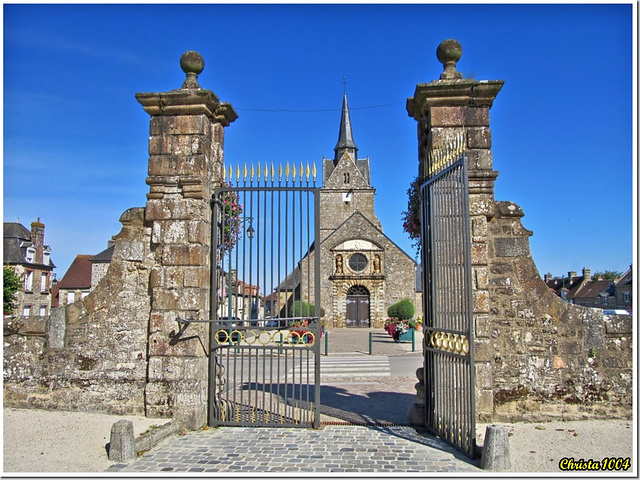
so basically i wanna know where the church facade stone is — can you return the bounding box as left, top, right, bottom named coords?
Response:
left=300, top=93, right=419, bottom=328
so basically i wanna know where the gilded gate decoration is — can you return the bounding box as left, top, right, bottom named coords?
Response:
left=209, top=162, right=321, bottom=428
left=420, top=133, right=477, bottom=457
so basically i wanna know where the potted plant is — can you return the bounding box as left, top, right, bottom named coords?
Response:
left=385, top=299, right=417, bottom=342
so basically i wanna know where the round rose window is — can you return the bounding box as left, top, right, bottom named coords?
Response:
left=348, top=253, right=368, bottom=272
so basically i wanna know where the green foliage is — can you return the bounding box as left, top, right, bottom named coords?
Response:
left=3, top=266, right=21, bottom=314
left=387, top=299, right=415, bottom=320
left=591, top=270, right=623, bottom=281
left=401, top=175, right=423, bottom=255
left=292, top=300, right=315, bottom=317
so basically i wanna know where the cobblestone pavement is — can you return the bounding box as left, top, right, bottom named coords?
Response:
left=107, top=425, right=480, bottom=473
left=107, top=330, right=477, bottom=474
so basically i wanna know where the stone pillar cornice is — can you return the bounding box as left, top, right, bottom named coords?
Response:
left=407, top=79, right=504, bottom=119
left=136, top=89, right=238, bottom=126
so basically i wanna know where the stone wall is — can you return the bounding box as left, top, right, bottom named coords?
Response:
left=475, top=200, right=632, bottom=421
left=4, top=208, right=152, bottom=415
left=407, top=40, right=632, bottom=423
left=4, top=52, right=236, bottom=428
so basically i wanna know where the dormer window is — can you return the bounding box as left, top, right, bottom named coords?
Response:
left=43, top=249, right=51, bottom=266
left=26, top=247, right=36, bottom=263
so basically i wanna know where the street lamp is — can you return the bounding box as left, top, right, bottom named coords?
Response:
left=246, top=224, right=255, bottom=239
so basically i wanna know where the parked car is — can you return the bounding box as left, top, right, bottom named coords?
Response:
left=603, top=309, right=631, bottom=316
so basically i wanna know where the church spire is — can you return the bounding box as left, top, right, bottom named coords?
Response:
left=334, top=91, right=358, bottom=162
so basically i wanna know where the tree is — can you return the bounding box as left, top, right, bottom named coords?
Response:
left=591, top=270, right=623, bottom=281
left=3, top=266, right=21, bottom=315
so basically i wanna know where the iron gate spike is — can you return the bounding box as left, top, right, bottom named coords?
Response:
left=285, top=162, right=290, bottom=181
left=292, top=163, right=297, bottom=182
left=305, top=162, right=310, bottom=182
left=236, top=164, right=240, bottom=182
left=278, top=164, right=283, bottom=182
left=312, top=163, right=317, bottom=182
left=264, top=162, right=268, bottom=183
left=256, top=163, right=261, bottom=182
left=299, top=162, right=303, bottom=182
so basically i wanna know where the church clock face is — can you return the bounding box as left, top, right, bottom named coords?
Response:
left=348, top=253, right=368, bottom=272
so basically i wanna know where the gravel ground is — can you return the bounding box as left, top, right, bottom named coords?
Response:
left=476, top=419, right=634, bottom=473
left=2, top=408, right=166, bottom=473
left=3, top=407, right=634, bottom=474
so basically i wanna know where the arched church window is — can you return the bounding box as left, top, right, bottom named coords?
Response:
left=348, top=253, right=368, bottom=272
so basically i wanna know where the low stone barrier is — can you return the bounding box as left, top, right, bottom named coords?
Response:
left=108, top=419, right=182, bottom=463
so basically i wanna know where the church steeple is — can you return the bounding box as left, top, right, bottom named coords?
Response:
left=334, top=92, right=358, bottom=162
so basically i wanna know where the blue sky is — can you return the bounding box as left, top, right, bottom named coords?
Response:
left=3, top=3, right=636, bottom=280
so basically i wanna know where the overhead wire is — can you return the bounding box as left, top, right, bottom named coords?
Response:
left=236, top=102, right=405, bottom=113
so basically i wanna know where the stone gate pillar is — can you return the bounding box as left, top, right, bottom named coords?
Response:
left=406, top=40, right=503, bottom=420
left=136, top=51, right=237, bottom=429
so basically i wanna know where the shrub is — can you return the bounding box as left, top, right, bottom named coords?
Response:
left=387, top=299, right=414, bottom=320
left=292, top=300, right=315, bottom=317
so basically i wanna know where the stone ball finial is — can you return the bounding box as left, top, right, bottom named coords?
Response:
left=180, top=51, right=204, bottom=89
left=436, top=39, right=463, bottom=80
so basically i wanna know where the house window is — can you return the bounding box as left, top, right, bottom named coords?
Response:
left=24, top=271, right=33, bottom=292
left=344, top=173, right=350, bottom=183
left=39, top=305, right=47, bottom=316
left=41, top=273, right=48, bottom=293
left=67, top=292, right=75, bottom=304
left=25, top=247, right=35, bottom=263
left=624, top=292, right=631, bottom=303
left=602, top=296, right=608, bottom=305
left=23, top=305, right=31, bottom=316
left=43, top=251, right=50, bottom=266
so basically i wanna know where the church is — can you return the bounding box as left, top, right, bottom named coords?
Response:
left=294, top=93, right=419, bottom=328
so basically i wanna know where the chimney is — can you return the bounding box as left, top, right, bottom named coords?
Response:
left=544, top=273, right=553, bottom=282
left=582, top=268, right=591, bottom=282
left=30, top=218, right=45, bottom=264
left=230, top=269, right=237, bottom=283
left=568, top=271, right=577, bottom=282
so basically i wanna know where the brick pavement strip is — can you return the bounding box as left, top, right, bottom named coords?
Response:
left=107, top=425, right=480, bottom=473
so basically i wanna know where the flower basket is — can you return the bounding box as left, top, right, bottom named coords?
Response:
left=397, top=328, right=414, bottom=343
left=385, top=317, right=420, bottom=343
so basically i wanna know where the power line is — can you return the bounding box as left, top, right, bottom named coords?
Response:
left=236, top=102, right=405, bottom=113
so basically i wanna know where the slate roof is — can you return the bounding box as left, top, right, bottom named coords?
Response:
left=546, top=276, right=583, bottom=298
left=3, top=223, right=31, bottom=264
left=3, top=222, right=54, bottom=268
left=91, top=245, right=114, bottom=263
left=573, top=280, right=614, bottom=299
left=56, top=255, right=93, bottom=290
left=334, top=92, right=357, bottom=152
left=615, top=267, right=633, bottom=287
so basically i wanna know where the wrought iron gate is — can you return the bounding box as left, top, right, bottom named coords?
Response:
left=420, top=137, right=476, bottom=457
left=209, top=163, right=321, bottom=428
